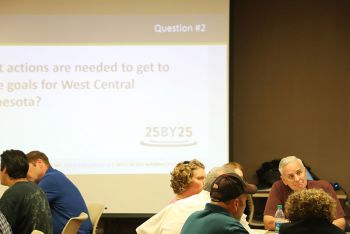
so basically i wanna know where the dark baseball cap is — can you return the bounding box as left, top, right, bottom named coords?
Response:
left=210, top=173, right=257, bottom=202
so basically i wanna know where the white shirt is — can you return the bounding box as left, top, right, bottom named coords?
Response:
left=136, top=190, right=253, bottom=234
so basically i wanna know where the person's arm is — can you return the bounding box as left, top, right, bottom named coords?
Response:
left=333, top=217, right=346, bottom=230
left=263, top=181, right=284, bottom=230
left=136, top=205, right=172, bottom=234
left=0, top=189, right=18, bottom=229
left=322, top=181, right=346, bottom=230
left=0, top=210, right=13, bottom=234
left=263, top=215, right=275, bottom=231
left=239, top=214, right=254, bottom=234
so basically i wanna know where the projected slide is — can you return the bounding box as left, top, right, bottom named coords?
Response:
left=0, top=0, right=229, bottom=175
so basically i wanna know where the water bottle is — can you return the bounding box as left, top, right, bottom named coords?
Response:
left=274, top=204, right=285, bottom=234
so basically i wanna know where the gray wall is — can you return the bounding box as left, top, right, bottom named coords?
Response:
left=232, top=0, right=350, bottom=198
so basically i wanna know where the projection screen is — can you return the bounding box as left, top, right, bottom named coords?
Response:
left=0, top=0, right=230, bottom=213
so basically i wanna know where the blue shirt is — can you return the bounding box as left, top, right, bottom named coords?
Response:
left=39, top=168, right=92, bottom=234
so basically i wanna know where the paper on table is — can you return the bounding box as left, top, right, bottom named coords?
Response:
left=251, top=229, right=271, bottom=234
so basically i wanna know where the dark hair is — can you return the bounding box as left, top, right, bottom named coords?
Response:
left=27, top=150, right=51, bottom=167
left=0, top=149, right=29, bottom=179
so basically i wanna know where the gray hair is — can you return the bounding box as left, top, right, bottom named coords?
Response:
left=278, top=156, right=304, bottom=175
left=203, top=166, right=243, bottom=191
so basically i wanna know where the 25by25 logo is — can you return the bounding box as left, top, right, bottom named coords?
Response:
left=144, top=126, right=192, bottom=138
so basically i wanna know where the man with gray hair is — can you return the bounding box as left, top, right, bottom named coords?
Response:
left=263, top=156, right=346, bottom=231
left=136, top=165, right=255, bottom=234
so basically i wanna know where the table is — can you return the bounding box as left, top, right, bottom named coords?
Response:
left=252, top=189, right=347, bottom=199
left=251, top=230, right=271, bottom=234
left=252, top=229, right=350, bottom=234
left=248, top=189, right=348, bottom=228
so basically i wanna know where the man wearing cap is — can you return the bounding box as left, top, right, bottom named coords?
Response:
left=180, top=173, right=257, bottom=234
left=136, top=165, right=255, bottom=234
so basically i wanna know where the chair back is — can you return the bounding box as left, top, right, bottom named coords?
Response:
left=247, top=195, right=264, bottom=227
left=87, top=203, right=105, bottom=234
left=61, top=212, right=89, bottom=234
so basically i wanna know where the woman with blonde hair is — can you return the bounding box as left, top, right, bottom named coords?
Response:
left=169, top=159, right=205, bottom=203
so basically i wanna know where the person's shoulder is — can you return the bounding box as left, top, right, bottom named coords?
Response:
left=280, top=218, right=346, bottom=234
left=272, top=180, right=284, bottom=187
left=144, top=200, right=177, bottom=222
left=279, top=221, right=297, bottom=233
left=41, top=168, right=70, bottom=182
left=2, top=182, right=22, bottom=196
left=5, top=182, right=42, bottom=198
left=308, top=180, right=331, bottom=188
left=178, top=191, right=208, bottom=203
left=270, top=180, right=285, bottom=191
left=183, top=208, right=204, bottom=221
left=39, top=168, right=72, bottom=188
left=136, top=202, right=177, bottom=233
left=169, top=191, right=209, bottom=212
left=279, top=218, right=312, bottom=233
left=44, top=167, right=66, bottom=177
left=12, top=181, right=38, bottom=190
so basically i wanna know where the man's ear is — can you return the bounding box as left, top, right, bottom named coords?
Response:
left=1, top=167, right=8, bottom=180
left=281, top=175, right=287, bottom=185
left=36, top=159, right=44, bottom=167
left=231, top=198, right=239, bottom=212
left=2, top=167, right=7, bottom=175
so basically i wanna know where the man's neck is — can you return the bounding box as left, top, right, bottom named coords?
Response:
left=8, top=178, right=28, bottom=187
left=43, top=166, right=50, bottom=175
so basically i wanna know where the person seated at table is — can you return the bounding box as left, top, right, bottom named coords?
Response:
left=0, top=149, right=53, bottom=234
left=180, top=173, right=257, bottom=234
left=223, top=162, right=245, bottom=178
left=26, top=150, right=92, bottom=234
left=169, top=159, right=205, bottom=203
left=136, top=164, right=256, bottom=234
left=263, top=156, right=346, bottom=231
left=279, top=188, right=346, bottom=234
left=223, top=162, right=252, bottom=217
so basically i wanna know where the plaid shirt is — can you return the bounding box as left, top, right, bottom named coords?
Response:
left=0, top=211, right=12, bottom=234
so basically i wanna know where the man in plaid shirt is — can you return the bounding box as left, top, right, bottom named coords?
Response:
left=0, top=211, right=12, bottom=234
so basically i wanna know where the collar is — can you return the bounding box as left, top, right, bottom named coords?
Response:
left=205, top=203, right=231, bottom=217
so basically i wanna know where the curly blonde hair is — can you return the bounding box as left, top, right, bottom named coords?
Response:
left=285, top=188, right=336, bottom=222
left=170, top=159, right=205, bottom=194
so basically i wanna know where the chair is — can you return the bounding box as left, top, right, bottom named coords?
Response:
left=31, top=230, right=44, bottom=234
left=87, top=203, right=105, bottom=234
left=61, top=212, right=89, bottom=234
left=247, top=195, right=265, bottom=228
